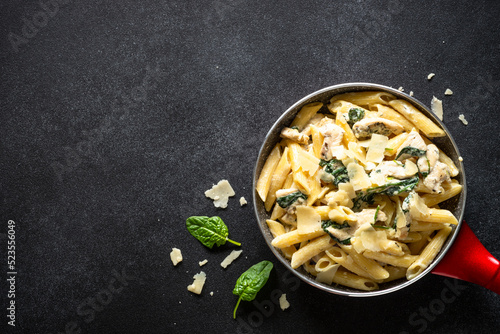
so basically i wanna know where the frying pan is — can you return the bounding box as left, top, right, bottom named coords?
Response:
left=253, top=83, right=500, bottom=296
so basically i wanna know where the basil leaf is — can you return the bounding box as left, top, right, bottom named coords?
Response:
left=276, top=191, right=307, bottom=208
left=396, top=146, right=426, bottom=161
left=233, top=260, right=273, bottom=318
left=186, top=216, right=241, bottom=249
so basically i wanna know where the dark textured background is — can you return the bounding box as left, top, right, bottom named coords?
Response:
left=1, top=0, right=499, bottom=333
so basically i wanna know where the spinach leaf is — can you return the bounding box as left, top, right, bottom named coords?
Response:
left=321, top=220, right=350, bottom=229
left=186, top=216, right=241, bottom=248
left=352, top=176, right=419, bottom=211
left=233, top=260, right=273, bottom=318
left=276, top=191, right=307, bottom=208
left=396, top=146, right=426, bottom=161
left=321, top=220, right=352, bottom=245
left=319, top=159, right=349, bottom=186
left=347, top=107, right=365, bottom=126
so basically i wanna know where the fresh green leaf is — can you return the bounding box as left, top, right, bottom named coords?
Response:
left=186, top=216, right=241, bottom=249
left=276, top=191, right=307, bottom=208
left=319, top=159, right=349, bottom=186
left=347, top=107, right=365, bottom=126
left=290, top=126, right=299, bottom=130
left=371, top=224, right=391, bottom=229
left=396, top=146, right=427, bottom=161
left=233, top=261, right=273, bottom=318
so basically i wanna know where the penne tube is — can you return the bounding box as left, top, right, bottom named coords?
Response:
left=290, top=102, right=323, bottom=130
left=407, top=226, right=452, bottom=280
left=331, top=268, right=379, bottom=291
left=329, top=91, right=396, bottom=108
left=340, top=245, right=390, bottom=280
left=265, top=147, right=291, bottom=211
left=256, top=144, right=281, bottom=201
left=271, top=229, right=325, bottom=249
left=389, top=99, right=446, bottom=138
left=325, top=247, right=373, bottom=279
left=370, top=103, right=416, bottom=132
left=363, top=251, right=418, bottom=268
left=382, top=266, right=407, bottom=283
left=291, top=235, right=334, bottom=269
left=421, top=180, right=462, bottom=207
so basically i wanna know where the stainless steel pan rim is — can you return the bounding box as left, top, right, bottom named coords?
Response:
left=253, top=82, right=466, bottom=297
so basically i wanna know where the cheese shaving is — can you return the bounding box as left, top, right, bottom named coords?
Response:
left=431, top=96, right=443, bottom=121
left=220, top=250, right=242, bottom=268
left=458, top=114, right=468, bottom=125
left=170, top=248, right=183, bottom=266
left=296, top=206, right=322, bottom=235
left=187, top=271, right=206, bottom=294
left=205, top=180, right=235, bottom=208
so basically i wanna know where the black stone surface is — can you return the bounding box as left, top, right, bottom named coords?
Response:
left=1, top=0, right=499, bottom=333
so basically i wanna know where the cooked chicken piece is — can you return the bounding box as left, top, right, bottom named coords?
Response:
left=352, top=117, right=404, bottom=139
left=372, top=161, right=418, bottom=179
left=324, top=208, right=387, bottom=243
left=280, top=127, right=309, bottom=144
left=423, top=161, right=451, bottom=193
left=396, top=129, right=427, bottom=158
left=417, top=144, right=440, bottom=174
left=319, top=123, right=345, bottom=160
left=356, top=208, right=387, bottom=225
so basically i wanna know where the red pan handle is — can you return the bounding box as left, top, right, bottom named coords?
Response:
left=432, top=221, right=500, bottom=294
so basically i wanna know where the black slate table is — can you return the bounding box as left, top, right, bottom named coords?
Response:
left=1, top=1, right=499, bottom=333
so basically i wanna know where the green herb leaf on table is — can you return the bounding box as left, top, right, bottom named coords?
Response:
left=233, top=260, right=273, bottom=319
left=186, top=216, right=241, bottom=249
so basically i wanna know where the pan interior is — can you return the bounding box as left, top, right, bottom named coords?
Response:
left=253, top=83, right=466, bottom=297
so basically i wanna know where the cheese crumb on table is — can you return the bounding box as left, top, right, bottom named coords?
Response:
left=199, top=259, right=208, bottom=266
left=187, top=271, right=206, bottom=294
left=239, top=196, right=248, bottom=206
left=279, top=294, right=290, bottom=311
left=458, top=114, right=468, bottom=125
left=220, top=250, right=243, bottom=268
left=170, top=248, right=183, bottom=266
left=205, top=180, right=235, bottom=208
left=409, top=91, right=414, bottom=97
left=431, top=96, right=443, bottom=121
left=210, top=291, right=214, bottom=296
left=444, top=88, right=453, bottom=95
left=458, top=156, right=463, bottom=162
left=427, top=73, right=435, bottom=80
left=398, top=86, right=404, bottom=92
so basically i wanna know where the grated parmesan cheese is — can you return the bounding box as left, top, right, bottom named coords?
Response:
left=199, top=259, right=208, bottom=266
left=431, top=96, right=443, bottom=121
left=239, top=196, right=248, bottom=206
left=366, top=134, right=389, bottom=163
left=444, top=88, right=453, bottom=95
left=220, top=250, right=242, bottom=268
left=187, top=271, right=206, bottom=294
left=427, top=73, right=435, bottom=80
left=279, top=294, right=290, bottom=311
left=205, top=180, right=235, bottom=208
left=398, top=86, right=404, bottom=92
left=458, top=114, right=468, bottom=125
left=170, top=248, right=183, bottom=266
left=458, top=156, right=463, bottom=162
left=410, top=91, right=414, bottom=97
